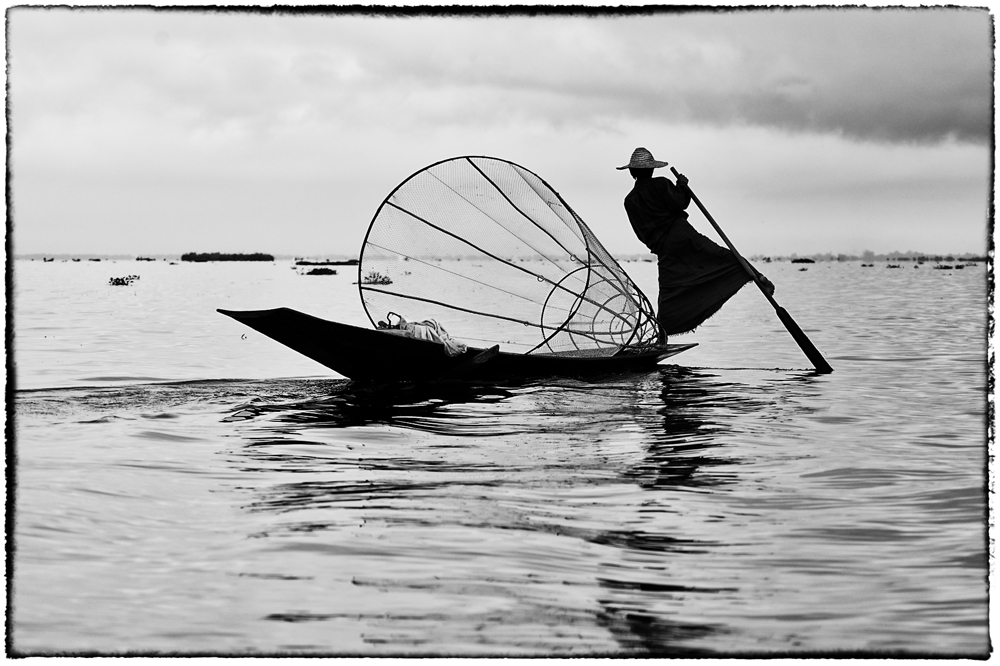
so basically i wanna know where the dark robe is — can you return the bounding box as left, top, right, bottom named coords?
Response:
left=624, top=176, right=751, bottom=336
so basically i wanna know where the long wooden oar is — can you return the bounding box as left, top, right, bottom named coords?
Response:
left=671, top=167, right=833, bottom=374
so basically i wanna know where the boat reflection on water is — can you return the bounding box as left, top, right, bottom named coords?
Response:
left=591, top=368, right=762, bottom=654
left=225, top=378, right=521, bottom=434
left=223, top=367, right=775, bottom=655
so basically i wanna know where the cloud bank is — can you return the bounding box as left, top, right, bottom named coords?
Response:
left=7, top=7, right=992, bottom=256
left=10, top=7, right=993, bottom=148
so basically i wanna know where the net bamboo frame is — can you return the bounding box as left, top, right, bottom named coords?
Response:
left=358, top=156, right=660, bottom=356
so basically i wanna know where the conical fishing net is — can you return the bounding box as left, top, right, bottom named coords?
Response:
left=358, top=156, right=660, bottom=356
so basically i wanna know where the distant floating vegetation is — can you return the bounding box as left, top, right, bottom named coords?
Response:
left=136, top=256, right=157, bottom=262
left=109, top=275, right=139, bottom=286
left=304, top=267, right=338, bottom=276
left=359, top=270, right=393, bottom=285
left=181, top=252, right=274, bottom=262
left=749, top=253, right=987, bottom=264
left=295, top=259, right=358, bottom=266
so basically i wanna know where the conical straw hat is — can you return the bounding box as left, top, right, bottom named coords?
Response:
left=616, top=147, right=669, bottom=170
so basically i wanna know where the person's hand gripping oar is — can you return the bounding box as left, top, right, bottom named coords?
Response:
left=672, top=167, right=833, bottom=374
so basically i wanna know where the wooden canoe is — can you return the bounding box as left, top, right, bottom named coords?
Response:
left=218, top=307, right=696, bottom=383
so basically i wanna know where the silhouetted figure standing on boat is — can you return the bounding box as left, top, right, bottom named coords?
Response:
left=618, top=147, right=773, bottom=344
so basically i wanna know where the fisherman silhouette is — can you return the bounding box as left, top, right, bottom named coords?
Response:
left=618, top=147, right=774, bottom=344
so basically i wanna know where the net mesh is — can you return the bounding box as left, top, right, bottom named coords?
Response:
left=358, top=156, right=660, bottom=356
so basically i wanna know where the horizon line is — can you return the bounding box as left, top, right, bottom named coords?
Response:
left=12, top=250, right=991, bottom=261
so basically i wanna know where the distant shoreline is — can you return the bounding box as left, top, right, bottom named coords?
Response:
left=14, top=253, right=361, bottom=262
left=14, top=252, right=989, bottom=263
left=180, top=252, right=275, bottom=262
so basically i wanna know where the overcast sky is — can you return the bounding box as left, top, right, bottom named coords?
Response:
left=8, top=5, right=993, bottom=257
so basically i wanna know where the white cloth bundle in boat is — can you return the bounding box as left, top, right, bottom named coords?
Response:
left=394, top=315, right=468, bottom=357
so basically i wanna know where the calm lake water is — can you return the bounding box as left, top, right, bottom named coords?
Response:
left=10, top=257, right=990, bottom=656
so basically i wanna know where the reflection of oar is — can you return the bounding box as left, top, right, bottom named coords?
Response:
left=436, top=345, right=500, bottom=381
left=672, top=167, right=833, bottom=374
